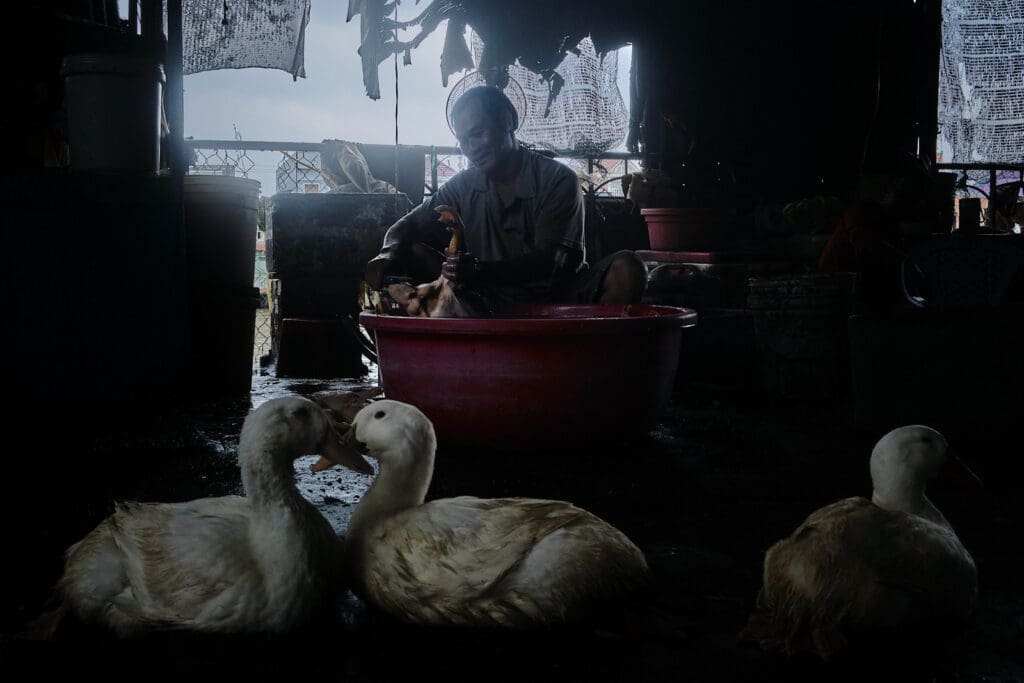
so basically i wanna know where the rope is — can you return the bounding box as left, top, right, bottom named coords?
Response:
left=394, top=2, right=401, bottom=217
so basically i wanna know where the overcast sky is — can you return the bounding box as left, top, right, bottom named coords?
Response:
left=177, top=2, right=630, bottom=194
left=182, top=2, right=460, bottom=144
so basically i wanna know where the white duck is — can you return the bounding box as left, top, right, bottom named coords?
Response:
left=312, top=399, right=651, bottom=628
left=46, top=395, right=373, bottom=638
left=743, top=424, right=978, bottom=660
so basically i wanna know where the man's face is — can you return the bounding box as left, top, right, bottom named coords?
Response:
left=452, top=99, right=515, bottom=175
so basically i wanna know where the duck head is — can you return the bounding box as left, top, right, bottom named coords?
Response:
left=384, top=280, right=444, bottom=317
left=871, top=424, right=948, bottom=480
left=869, top=425, right=952, bottom=517
left=245, top=396, right=373, bottom=475
left=348, top=397, right=436, bottom=456
left=312, top=400, right=436, bottom=474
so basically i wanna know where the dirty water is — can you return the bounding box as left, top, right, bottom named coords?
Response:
left=1, top=367, right=1021, bottom=682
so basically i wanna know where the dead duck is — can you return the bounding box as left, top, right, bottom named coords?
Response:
left=383, top=277, right=487, bottom=318
left=372, top=205, right=492, bottom=318
left=41, top=396, right=372, bottom=638
left=312, top=399, right=651, bottom=628
left=742, top=425, right=978, bottom=660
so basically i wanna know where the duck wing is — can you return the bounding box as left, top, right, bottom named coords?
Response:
left=752, top=496, right=977, bottom=657
left=61, top=496, right=260, bottom=634
left=358, top=496, right=648, bottom=627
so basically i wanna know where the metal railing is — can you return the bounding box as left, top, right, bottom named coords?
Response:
left=936, top=162, right=1024, bottom=227
left=186, top=139, right=645, bottom=198
left=936, top=162, right=1024, bottom=190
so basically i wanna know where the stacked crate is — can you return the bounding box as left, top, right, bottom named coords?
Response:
left=266, top=192, right=412, bottom=378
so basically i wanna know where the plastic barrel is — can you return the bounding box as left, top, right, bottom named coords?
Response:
left=641, top=207, right=735, bottom=251
left=61, top=53, right=165, bottom=173
left=183, top=175, right=262, bottom=396
left=184, top=175, right=261, bottom=288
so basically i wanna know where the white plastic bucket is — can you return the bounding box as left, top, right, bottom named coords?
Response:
left=184, top=175, right=262, bottom=288
left=61, top=53, right=165, bottom=173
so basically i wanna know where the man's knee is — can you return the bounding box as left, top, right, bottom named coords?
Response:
left=600, top=251, right=648, bottom=304
left=610, top=251, right=647, bottom=283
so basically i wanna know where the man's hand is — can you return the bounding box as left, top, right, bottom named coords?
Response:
left=441, top=252, right=480, bottom=290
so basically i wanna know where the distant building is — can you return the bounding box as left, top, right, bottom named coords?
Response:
left=426, top=155, right=466, bottom=193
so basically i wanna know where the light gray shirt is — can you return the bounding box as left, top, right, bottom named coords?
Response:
left=411, top=148, right=586, bottom=273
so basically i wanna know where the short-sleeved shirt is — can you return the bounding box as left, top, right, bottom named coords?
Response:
left=408, top=148, right=586, bottom=298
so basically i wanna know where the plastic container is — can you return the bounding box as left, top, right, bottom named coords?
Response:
left=642, top=207, right=735, bottom=251
left=61, top=53, right=165, bottom=172
left=361, top=304, right=697, bottom=450
left=183, top=176, right=262, bottom=396
left=184, top=175, right=261, bottom=289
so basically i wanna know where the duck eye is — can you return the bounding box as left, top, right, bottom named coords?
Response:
left=374, top=410, right=386, bottom=419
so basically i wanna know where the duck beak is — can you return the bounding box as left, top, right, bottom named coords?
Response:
left=312, top=424, right=373, bottom=475
left=946, top=447, right=984, bottom=489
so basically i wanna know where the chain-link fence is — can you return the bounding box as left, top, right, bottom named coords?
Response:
left=254, top=306, right=272, bottom=369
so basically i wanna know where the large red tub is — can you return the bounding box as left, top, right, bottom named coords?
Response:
left=360, top=304, right=697, bottom=450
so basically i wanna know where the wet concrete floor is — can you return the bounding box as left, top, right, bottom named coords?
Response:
left=1, top=368, right=1021, bottom=681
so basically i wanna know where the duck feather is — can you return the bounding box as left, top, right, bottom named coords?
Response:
left=744, top=425, right=978, bottom=660
left=323, top=400, right=651, bottom=629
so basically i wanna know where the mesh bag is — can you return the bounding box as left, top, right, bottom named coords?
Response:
left=182, top=0, right=311, bottom=79
left=938, top=0, right=1024, bottom=164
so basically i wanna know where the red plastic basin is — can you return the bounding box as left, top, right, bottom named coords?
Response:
left=360, top=304, right=697, bottom=450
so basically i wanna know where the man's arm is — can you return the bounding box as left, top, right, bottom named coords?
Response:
left=365, top=199, right=450, bottom=289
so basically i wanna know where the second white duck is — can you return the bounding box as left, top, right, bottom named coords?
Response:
left=313, top=399, right=651, bottom=628
left=742, top=424, right=979, bottom=660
